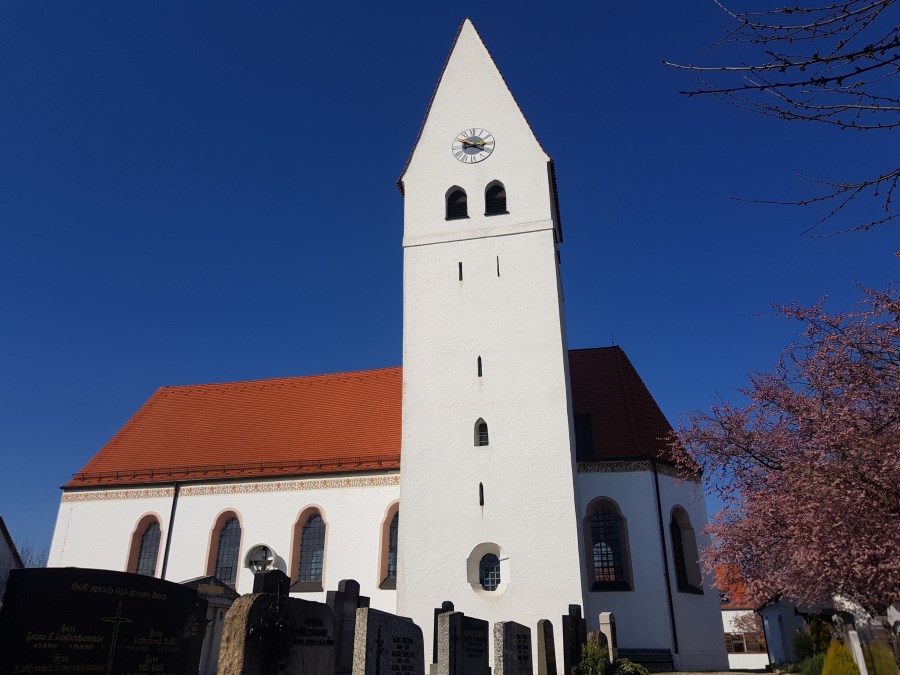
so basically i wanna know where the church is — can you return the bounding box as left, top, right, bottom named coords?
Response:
left=48, top=19, right=728, bottom=671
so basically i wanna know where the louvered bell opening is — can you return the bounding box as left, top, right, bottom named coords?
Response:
left=485, top=184, right=506, bottom=215
left=446, top=190, right=468, bottom=220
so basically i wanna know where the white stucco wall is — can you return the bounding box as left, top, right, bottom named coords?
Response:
left=398, top=19, right=584, bottom=668
left=760, top=600, right=807, bottom=664
left=49, top=473, right=400, bottom=609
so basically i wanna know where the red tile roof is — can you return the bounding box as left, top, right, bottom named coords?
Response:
left=66, top=368, right=402, bottom=488
left=716, top=563, right=754, bottom=609
left=569, top=347, right=675, bottom=462
left=66, top=347, right=676, bottom=489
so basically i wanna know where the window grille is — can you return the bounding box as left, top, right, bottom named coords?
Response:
left=299, top=514, right=326, bottom=582
left=589, top=507, right=626, bottom=588
left=479, top=553, right=501, bottom=591
left=485, top=183, right=507, bottom=215
left=387, top=513, right=399, bottom=580
left=215, top=517, right=241, bottom=586
left=446, top=189, right=468, bottom=220
left=136, top=521, right=160, bottom=576
left=475, top=420, right=489, bottom=446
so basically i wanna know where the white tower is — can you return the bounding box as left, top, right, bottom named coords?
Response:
left=397, top=19, right=586, bottom=664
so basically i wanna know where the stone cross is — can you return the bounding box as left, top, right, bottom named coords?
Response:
left=352, top=607, right=424, bottom=675
left=327, top=579, right=371, bottom=675
left=598, top=612, right=617, bottom=662
left=494, top=621, right=532, bottom=675
left=436, top=611, right=490, bottom=675
left=537, top=619, right=557, bottom=675
left=561, top=604, right=586, bottom=675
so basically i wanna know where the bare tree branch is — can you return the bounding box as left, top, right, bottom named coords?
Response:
left=665, top=0, right=900, bottom=234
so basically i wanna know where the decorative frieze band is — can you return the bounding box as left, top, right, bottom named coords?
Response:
left=62, top=473, right=400, bottom=503
left=577, top=460, right=693, bottom=480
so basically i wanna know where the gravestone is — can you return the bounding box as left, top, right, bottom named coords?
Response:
left=432, top=600, right=455, bottom=666
left=598, top=612, right=617, bottom=662
left=181, top=575, right=240, bottom=675
left=561, top=604, right=587, bottom=675
left=252, top=568, right=290, bottom=596
left=537, top=619, right=557, bottom=675
left=327, top=579, right=371, bottom=674
left=0, top=567, right=206, bottom=675
left=494, top=621, right=532, bottom=675
left=352, top=607, right=424, bottom=675
left=218, top=593, right=336, bottom=674
left=436, top=611, right=490, bottom=675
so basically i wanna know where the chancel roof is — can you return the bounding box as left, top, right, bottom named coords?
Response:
left=66, top=347, right=676, bottom=489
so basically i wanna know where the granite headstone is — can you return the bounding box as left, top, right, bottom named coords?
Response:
left=327, top=579, right=371, bottom=674
left=562, top=604, right=587, bottom=675
left=493, top=621, right=532, bottom=675
left=0, top=567, right=206, bottom=675
left=436, top=611, right=489, bottom=675
left=352, top=607, right=424, bottom=675
left=537, top=619, right=558, bottom=675
left=431, top=600, right=454, bottom=666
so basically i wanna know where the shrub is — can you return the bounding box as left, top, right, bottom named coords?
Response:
left=821, top=640, right=860, bottom=675
left=608, top=658, right=650, bottom=675
left=795, top=631, right=817, bottom=661
left=800, top=653, right=825, bottom=675
left=575, top=638, right=609, bottom=675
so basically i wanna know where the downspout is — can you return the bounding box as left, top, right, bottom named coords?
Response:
left=160, top=481, right=181, bottom=580
left=652, top=459, right=679, bottom=655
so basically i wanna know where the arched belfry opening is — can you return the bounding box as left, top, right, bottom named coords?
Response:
left=484, top=181, right=507, bottom=215
left=446, top=187, right=468, bottom=220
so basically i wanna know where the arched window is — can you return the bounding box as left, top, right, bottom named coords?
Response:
left=670, top=507, right=703, bottom=593
left=584, top=499, right=632, bottom=591
left=479, top=553, right=501, bottom=591
left=136, top=521, right=161, bottom=576
left=378, top=502, right=399, bottom=589
left=446, top=188, right=468, bottom=220
left=214, top=518, right=241, bottom=587
left=485, top=181, right=507, bottom=215
left=299, top=514, right=326, bottom=582
left=127, top=514, right=162, bottom=577
left=475, top=419, right=489, bottom=446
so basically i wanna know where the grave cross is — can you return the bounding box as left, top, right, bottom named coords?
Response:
left=101, top=600, right=134, bottom=675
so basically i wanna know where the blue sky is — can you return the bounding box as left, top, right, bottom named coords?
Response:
left=1, top=2, right=895, bottom=559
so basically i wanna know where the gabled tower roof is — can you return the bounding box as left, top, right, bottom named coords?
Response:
left=397, top=18, right=563, bottom=239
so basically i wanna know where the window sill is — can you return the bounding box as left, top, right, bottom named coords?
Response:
left=379, top=577, right=397, bottom=590
left=484, top=211, right=509, bottom=216
left=446, top=215, right=470, bottom=221
left=290, top=581, right=323, bottom=592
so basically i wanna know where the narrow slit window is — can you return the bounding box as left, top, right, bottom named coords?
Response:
left=496, top=256, right=500, bottom=277
left=477, top=356, right=482, bottom=377
left=479, top=482, right=484, bottom=506
left=475, top=419, right=489, bottom=447
left=485, top=182, right=507, bottom=215
left=459, top=262, right=463, bottom=281
left=446, top=188, right=468, bottom=220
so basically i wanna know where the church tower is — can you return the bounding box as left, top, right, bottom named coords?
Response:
left=396, top=19, right=586, bottom=663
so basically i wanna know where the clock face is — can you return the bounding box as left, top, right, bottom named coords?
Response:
left=452, top=128, right=495, bottom=163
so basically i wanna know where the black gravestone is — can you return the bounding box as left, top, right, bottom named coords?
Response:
left=326, top=578, right=370, bottom=674
left=0, top=567, right=206, bottom=675
left=561, top=604, right=587, bottom=675
left=537, top=619, right=557, bottom=675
